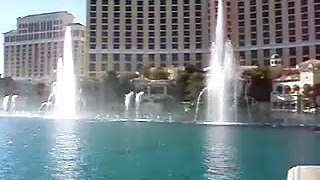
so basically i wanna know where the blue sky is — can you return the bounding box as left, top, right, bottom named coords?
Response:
left=0, top=0, right=86, bottom=74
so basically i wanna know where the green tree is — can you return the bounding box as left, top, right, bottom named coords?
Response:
left=186, top=72, right=205, bottom=101
left=149, top=67, right=169, bottom=80
left=242, top=66, right=272, bottom=101
left=185, top=64, right=203, bottom=74
left=242, top=66, right=271, bottom=79
left=117, top=74, right=135, bottom=98
left=175, top=72, right=190, bottom=101
left=139, top=66, right=151, bottom=79
left=35, top=83, right=46, bottom=97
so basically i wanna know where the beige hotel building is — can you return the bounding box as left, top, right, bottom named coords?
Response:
left=3, top=11, right=87, bottom=81
left=86, top=0, right=225, bottom=78
left=87, top=0, right=320, bottom=77
left=232, top=0, right=320, bottom=67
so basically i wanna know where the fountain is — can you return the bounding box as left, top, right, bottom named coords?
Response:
left=195, top=87, right=208, bottom=121
left=125, top=91, right=134, bottom=117
left=40, top=26, right=77, bottom=119
left=11, top=95, right=18, bottom=112
left=135, top=91, right=145, bottom=117
left=206, top=0, right=239, bottom=122
left=3, top=95, right=10, bottom=112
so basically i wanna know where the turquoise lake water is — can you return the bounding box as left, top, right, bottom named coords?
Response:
left=0, top=118, right=319, bottom=179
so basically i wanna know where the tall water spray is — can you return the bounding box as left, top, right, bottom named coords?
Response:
left=135, top=91, right=144, bottom=117
left=207, top=0, right=238, bottom=122
left=11, top=95, right=18, bottom=112
left=3, top=95, right=10, bottom=112
left=125, top=91, right=134, bottom=117
left=54, top=26, right=77, bottom=119
left=195, top=87, right=208, bottom=121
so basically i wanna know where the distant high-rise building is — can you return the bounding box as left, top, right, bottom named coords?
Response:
left=231, top=0, right=320, bottom=67
left=87, top=0, right=211, bottom=78
left=3, top=11, right=87, bottom=81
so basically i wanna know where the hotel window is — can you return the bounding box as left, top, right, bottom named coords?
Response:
left=160, top=44, right=167, bottom=49
left=125, top=54, right=131, bottom=62
left=113, top=63, right=120, bottom=71
left=160, top=54, right=166, bottom=62
left=148, top=44, right=155, bottom=49
left=316, top=45, right=320, bottom=59
left=289, top=30, right=295, bottom=36
left=101, top=64, right=108, bottom=71
left=289, top=23, right=295, bottom=28
left=289, top=48, right=296, bottom=56
left=137, top=44, right=143, bottom=49
left=289, top=37, right=296, bottom=42
left=125, top=63, right=132, bottom=71
left=252, top=60, right=258, bottom=66
left=264, top=49, right=270, bottom=58
left=89, top=54, right=96, bottom=62
left=137, top=64, right=143, bottom=70
left=288, top=2, right=294, bottom=7
left=303, top=46, right=309, bottom=55
left=172, top=53, right=178, bottom=61
left=184, top=53, right=190, bottom=61
left=302, top=35, right=309, bottom=41
left=316, top=45, right=320, bottom=54
left=302, top=21, right=308, bottom=27
left=89, top=63, right=96, bottom=71
left=102, top=54, right=108, bottom=61
left=301, top=7, right=308, bottom=13
left=276, top=49, right=283, bottom=57
left=113, top=54, right=120, bottom=61
left=288, top=9, right=295, bottom=15
left=125, top=44, right=131, bottom=49
left=137, top=54, right=143, bottom=62
left=251, top=50, right=257, bottom=59
left=137, top=0, right=143, bottom=5
left=90, top=6, right=97, bottom=11
left=90, top=44, right=96, bottom=49
left=196, top=53, right=202, bottom=61
left=290, top=58, right=297, bottom=67
left=172, top=44, right=178, bottom=49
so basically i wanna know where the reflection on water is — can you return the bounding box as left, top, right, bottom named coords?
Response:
left=0, top=118, right=319, bottom=179
left=203, top=128, right=241, bottom=180
left=0, top=121, right=14, bottom=178
left=49, top=121, right=83, bottom=179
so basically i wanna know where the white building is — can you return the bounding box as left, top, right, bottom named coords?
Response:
left=271, top=59, right=320, bottom=112
left=3, top=11, right=87, bottom=82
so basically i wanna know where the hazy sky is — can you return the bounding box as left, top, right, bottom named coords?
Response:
left=0, top=0, right=86, bottom=75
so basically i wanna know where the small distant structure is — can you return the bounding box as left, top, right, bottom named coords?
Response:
left=271, top=58, right=320, bottom=113
left=132, top=78, right=174, bottom=96
left=270, top=54, right=282, bottom=67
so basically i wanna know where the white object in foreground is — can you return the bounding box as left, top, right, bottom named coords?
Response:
left=287, top=166, right=320, bottom=180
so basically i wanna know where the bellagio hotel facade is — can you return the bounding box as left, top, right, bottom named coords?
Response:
left=3, top=11, right=87, bottom=81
